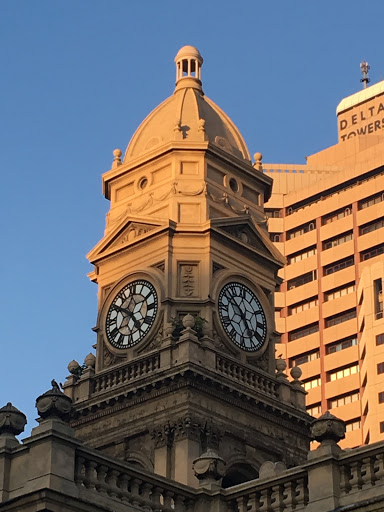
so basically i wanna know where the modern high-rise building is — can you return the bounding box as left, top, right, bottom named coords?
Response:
left=265, top=80, right=384, bottom=448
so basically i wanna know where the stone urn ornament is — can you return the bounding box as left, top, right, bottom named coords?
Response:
left=35, top=380, right=73, bottom=423
left=0, top=402, right=27, bottom=437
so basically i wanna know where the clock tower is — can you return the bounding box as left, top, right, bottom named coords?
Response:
left=64, top=46, right=311, bottom=488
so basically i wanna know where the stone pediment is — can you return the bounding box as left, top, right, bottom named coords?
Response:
left=211, top=216, right=285, bottom=267
left=87, top=215, right=169, bottom=264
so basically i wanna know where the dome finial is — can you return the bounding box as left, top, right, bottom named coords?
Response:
left=174, top=45, right=203, bottom=92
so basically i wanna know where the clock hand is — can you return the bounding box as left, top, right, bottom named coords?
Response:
left=113, top=305, right=142, bottom=330
left=230, top=299, right=253, bottom=335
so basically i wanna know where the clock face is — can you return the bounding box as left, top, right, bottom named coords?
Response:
left=218, top=282, right=267, bottom=351
left=106, top=280, right=158, bottom=349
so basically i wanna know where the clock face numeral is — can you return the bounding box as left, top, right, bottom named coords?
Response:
left=105, top=280, right=158, bottom=349
left=218, top=282, right=267, bottom=352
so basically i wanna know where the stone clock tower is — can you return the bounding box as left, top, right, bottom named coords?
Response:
left=64, top=46, right=311, bottom=488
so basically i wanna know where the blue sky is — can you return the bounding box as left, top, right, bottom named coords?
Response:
left=1, top=0, right=384, bottom=436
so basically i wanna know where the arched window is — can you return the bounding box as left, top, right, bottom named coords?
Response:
left=221, top=463, right=259, bottom=488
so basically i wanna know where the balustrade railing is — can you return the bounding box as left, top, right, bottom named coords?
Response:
left=92, top=354, right=160, bottom=393
left=75, top=448, right=196, bottom=511
left=216, top=355, right=279, bottom=398
left=226, top=470, right=308, bottom=512
left=339, top=445, right=384, bottom=497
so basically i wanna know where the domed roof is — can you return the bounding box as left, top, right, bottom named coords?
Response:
left=124, top=46, right=251, bottom=162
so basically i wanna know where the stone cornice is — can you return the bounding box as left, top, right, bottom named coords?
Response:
left=70, top=364, right=311, bottom=437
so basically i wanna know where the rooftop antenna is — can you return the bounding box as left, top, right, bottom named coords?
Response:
left=360, top=60, right=370, bottom=89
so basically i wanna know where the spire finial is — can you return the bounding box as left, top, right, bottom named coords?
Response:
left=174, top=46, right=203, bottom=92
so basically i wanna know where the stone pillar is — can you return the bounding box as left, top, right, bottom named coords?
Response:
left=306, top=411, right=346, bottom=512
left=0, top=402, right=27, bottom=501
left=22, top=380, right=80, bottom=496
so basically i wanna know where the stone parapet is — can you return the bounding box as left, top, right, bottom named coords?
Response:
left=1, top=407, right=384, bottom=511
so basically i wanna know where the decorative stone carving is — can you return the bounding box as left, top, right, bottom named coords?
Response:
left=151, top=260, right=165, bottom=273
left=193, top=449, right=226, bottom=488
left=276, top=357, right=288, bottom=380
left=35, top=380, right=73, bottom=422
left=103, top=346, right=125, bottom=368
left=253, top=152, right=263, bottom=171
left=112, top=148, right=122, bottom=168
left=84, top=353, right=96, bottom=369
left=0, top=402, right=27, bottom=437
left=311, top=411, right=346, bottom=444
left=179, top=264, right=198, bottom=297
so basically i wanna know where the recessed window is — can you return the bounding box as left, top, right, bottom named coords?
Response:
left=138, top=177, right=148, bottom=189
left=323, top=231, right=353, bottom=250
left=325, top=309, right=356, bottom=328
left=377, top=334, right=384, bottom=346
left=324, top=283, right=355, bottom=302
left=325, top=336, right=357, bottom=354
left=324, top=256, right=354, bottom=276
left=378, top=391, right=384, bottom=404
left=345, top=419, right=361, bottom=432
left=327, top=363, right=359, bottom=382
left=229, top=178, right=239, bottom=193
left=380, top=421, right=384, bottom=434
left=287, top=270, right=317, bottom=290
left=322, top=206, right=352, bottom=225
left=377, top=362, right=384, bottom=375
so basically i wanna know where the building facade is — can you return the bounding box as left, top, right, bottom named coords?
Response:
left=265, top=81, right=384, bottom=448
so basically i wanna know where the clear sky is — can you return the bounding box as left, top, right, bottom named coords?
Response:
left=1, top=0, right=384, bottom=436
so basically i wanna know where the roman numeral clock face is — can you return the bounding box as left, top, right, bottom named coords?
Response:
left=218, top=282, right=267, bottom=351
left=106, top=280, right=158, bottom=349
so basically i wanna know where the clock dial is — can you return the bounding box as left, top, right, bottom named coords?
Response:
left=106, top=280, right=158, bottom=349
left=218, top=282, right=267, bottom=351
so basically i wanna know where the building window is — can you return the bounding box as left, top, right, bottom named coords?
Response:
left=324, top=256, right=354, bottom=276
left=360, top=243, right=384, bottom=262
left=288, top=323, right=319, bottom=342
left=270, top=233, right=281, bottom=243
left=303, top=376, right=321, bottom=391
left=287, top=270, right=317, bottom=290
left=374, top=279, right=383, bottom=320
left=325, top=336, right=358, bottom=354
left=359, top=217, right=384, bottom=236
left=345, top=419, right=361, bottom=432
left=287, top=246, right=317, bottom=265
left=325, top=309, right=356, bottom=328
left=323, top=231, right=353, bottom=250
left=380, top=421, right=384, bottom=434
left=377, top=334, right=384, bottom=346
left=287, top=221, right=316, bottom=240
left=328, top=390, right=360, bottom=409
left=324, top=283, right=355, bottom=302
left=265, top=208, right=282, bottom=219
left=322, top=206, right=352, bottom=225
left=307, top=403, right=321, bottom=416
left=377, top=363, right=384, bottom=375
left=327, top=363, right=359, bottom=382
left=288, top=296, right=318, bottom=316
left=289, top=350, right=320, bottom=368
left=378, top=392, right=384, bottom=404
left=358, top=192, right=384, bottom=210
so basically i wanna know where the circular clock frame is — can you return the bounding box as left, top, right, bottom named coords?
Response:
left=105, top=279, right=158, bottom=349
left=218, top=281, right=267, bottom=352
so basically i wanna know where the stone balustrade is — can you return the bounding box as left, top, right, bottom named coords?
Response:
left=75, top=447, right=196, bottom=511
left=216, top=354, right=279, bottom=398
left=225, top=469, right=309, bottom=512
left=92, top=354, right=160, bottom=393
left=2, top=410, right=384, bottom=511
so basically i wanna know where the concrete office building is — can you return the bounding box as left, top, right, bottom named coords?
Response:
left=265, top=80, right=384, bottom=448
